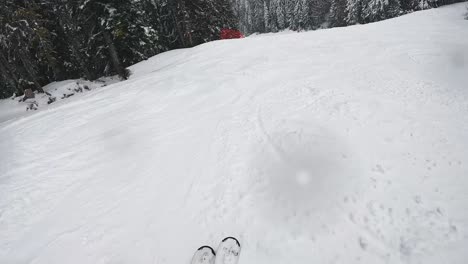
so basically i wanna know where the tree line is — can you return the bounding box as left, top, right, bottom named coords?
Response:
left=0, top=0, right=464, bottom=99
left=0, top=0, right=235, bottom=98
left=232, top=0, right=465, bottom=34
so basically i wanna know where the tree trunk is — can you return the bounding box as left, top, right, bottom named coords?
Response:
left=102, top=28, right=128, bottom=80
left=69, top=36, right=96, bottom=80
left=18, top=51, right=44, bottom=93
left=0, top=51, right=20, bottom=94
left=175, top=0, right=193, bottom=47
left=45, top=52, right=64, bottom=81
left=54, top=2, right=96, bottom=81
left=173, top=12, right=187, bottom=47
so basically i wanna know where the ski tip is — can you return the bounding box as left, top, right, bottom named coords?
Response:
left=221, top=237, right=241, bottom=247
left=197, top=245, right=216, bottom=255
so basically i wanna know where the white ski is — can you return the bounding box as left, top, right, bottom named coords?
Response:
left=214, top=237, right=241, bottom=264
left=191, top=245, right=216, bottom=264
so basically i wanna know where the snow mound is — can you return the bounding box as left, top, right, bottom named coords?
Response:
left=0, top=77, right=120, bottom=124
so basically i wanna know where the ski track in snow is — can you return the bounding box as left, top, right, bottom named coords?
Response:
left=1, top=4, right=468, bottom=264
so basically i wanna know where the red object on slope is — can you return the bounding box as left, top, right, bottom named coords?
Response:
left=220, top=29, right=244, bottom=39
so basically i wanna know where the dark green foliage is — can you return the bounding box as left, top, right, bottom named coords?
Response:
left=329, top=0, right=348, bottom=27
left=174, top=0, right=237, bottom=46
left=0, top=0, right=237, bottom=98
left=234, top=0, right=465, bottom=34
left=362, top=0, right=401, bottom=23
left=0, top=0, right=49, bottom=95
left=400, top=0, right=419, bottom=11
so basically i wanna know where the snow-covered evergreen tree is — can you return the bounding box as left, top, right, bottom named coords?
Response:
left=309, top=0, right=332, bottom=28
left=346, top=0, right=364, bottom=24
left=0, top=0, right=52, bottom=95
left=400, top=0, right=419, bottom=11
left=290, top=0, right=311, bottom=30
left=329, top=0, right=349, bottom=26
left=362, top=0, right=401, bottom=22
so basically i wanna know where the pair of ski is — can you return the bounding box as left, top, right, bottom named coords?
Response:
left=191, top=237, right=241, bottom=264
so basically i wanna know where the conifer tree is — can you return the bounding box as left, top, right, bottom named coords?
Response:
left=329, top=0, right=349, bottom=27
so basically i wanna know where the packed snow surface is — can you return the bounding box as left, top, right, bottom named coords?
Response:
left=1, top=4, right=468, bottom=264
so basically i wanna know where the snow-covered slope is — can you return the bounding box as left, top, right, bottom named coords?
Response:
left=1, top=4, right=468, bottom=264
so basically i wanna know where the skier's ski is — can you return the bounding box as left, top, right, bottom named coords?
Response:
left=191, top=245, right=216, bottom=264
left=215, top=237, right=241, bottom=264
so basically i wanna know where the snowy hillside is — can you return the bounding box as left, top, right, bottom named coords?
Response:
left=1, top=4, right=468, bottom=264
